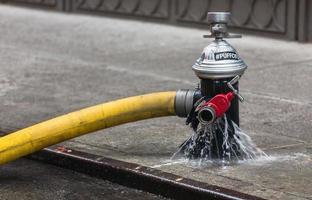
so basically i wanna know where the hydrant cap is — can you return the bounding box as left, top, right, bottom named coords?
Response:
left=192, top=39, right=248, bottom=79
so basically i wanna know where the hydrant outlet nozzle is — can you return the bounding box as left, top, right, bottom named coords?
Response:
left=197, top=92, right=235, bottom=125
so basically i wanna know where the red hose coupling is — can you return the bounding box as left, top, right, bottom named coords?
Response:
left=197, top=92, right=235, bottom=125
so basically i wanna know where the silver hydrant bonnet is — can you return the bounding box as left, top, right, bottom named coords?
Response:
left=192, top=12, right=248, bottom=79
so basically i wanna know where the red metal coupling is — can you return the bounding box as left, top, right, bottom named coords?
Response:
left=197, top=92, right=235, bottom=125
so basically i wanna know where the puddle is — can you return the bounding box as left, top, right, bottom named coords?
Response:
left=152, top=153, right=311, bottom=170
left=152, top=112, right=311, bottom=170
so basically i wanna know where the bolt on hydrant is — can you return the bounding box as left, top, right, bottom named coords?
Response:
left=174, top=12, right=249, bottom=160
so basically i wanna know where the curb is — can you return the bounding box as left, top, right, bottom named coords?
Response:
left=28, top=146, right=265, bottom=200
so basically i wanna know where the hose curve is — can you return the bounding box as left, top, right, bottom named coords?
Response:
left=0, top=91, right=176, bottom=165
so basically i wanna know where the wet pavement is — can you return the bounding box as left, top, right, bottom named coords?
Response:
left=0, top=158, right=168, bottom=200
left=0, top=5, right=312, bottom=200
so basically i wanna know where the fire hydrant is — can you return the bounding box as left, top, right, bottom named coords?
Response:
left=175, top=12, right=248, bottom=159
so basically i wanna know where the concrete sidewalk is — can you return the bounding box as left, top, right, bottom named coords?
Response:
left=0, top=5, right=312, bottom=200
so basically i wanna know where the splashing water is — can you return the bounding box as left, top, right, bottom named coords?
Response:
left=172, top=114, right=267, bottom=164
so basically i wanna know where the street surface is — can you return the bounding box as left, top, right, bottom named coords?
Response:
left=0, top=159, right=168, bottom=200
left=0, top=5, right=312, bottom=200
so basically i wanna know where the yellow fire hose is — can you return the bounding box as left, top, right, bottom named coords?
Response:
left=0, top=91, right=177, bottom=165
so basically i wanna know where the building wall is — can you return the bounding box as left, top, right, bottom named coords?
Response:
left=0, top=0, right=309, bottom=42
left=297, top=0, right=312, bottom=42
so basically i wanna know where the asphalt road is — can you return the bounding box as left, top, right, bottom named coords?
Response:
left=0, top=158, right=168, bottom=200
